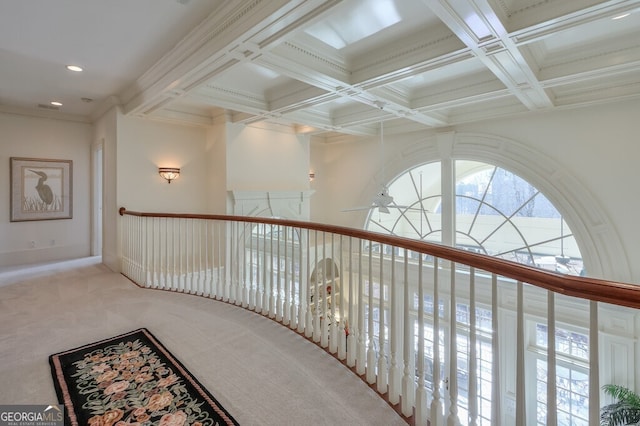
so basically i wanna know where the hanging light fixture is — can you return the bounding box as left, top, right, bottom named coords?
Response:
left=158, top=167, right=180, bottom=184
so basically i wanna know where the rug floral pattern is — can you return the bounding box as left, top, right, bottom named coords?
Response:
left=50, top=329, right=238, bottom=426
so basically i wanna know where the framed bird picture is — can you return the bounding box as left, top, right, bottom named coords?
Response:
left=10, top=157, right=73, bottom=222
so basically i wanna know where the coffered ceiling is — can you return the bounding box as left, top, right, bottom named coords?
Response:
left=2, top=0, right=639, bottom=140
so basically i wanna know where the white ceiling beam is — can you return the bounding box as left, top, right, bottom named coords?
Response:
left=425, top=0, right=554, bottom=110
left=120, top=0, right=343, bottom=117
left=257, top=47, right=449, bottom=127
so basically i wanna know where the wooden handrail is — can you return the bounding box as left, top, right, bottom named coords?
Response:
left=119, top=207, right=640, bottom=309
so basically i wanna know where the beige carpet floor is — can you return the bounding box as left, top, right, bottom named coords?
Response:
left=0, top=258, right=406, bottom=426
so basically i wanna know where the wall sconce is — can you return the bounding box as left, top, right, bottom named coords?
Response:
left=159, top=167, right=180, bottom=184
left=309, top=171, right=315, bottom=182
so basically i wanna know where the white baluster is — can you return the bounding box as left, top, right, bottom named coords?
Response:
left=202, top=220, right=208, bottom=297
left=140, top=216, right=146, bottom=284
left=402, top=252, right=415, bottom=417
left=189, top=218, right=195, bottom=294
left=356, top=240, right=366, bottom=375
left=283, top=227, right=290, bottom=325
left=446, top=265, right=461, bottom=426
left=415, top=255, right=428, bottom=425
left=248, top=223, right=255, bottom=309
left=261, top=224, right=269, bottom=314
left=290, top=228, right=300, bottom=331
left=431, top=258, right=443, bottom=426
left=217, top=220, right=224, bottom=300
left=210, top=220, right=216, bottom=297
left=152, top=217, right=158, bottom=288
left=276, top=225, right=286, bottom=322
left=269, top=225, right=276, bottom=318
left=547, top=291, right=557, bottom=426
left=158, top=217, right=164, bottom=289
left=515, top=281, right=525, bottom=426
left=346, top=237, right=356, bottom=368
left=139, top=216, right=144, bottom=284
left=469, top=268, right=478, bottom=426
left=377, top=245, right=388, bottom=394
left=313, top=230, right=321, bottom=342
left=321, top=232, right=329, bottom=348
left=491, top=274, right=501, bottom=426
left=305, top=230, right=313, bottom=338
left=389, top=249, right=400, bottom=405
left=298, top=228, right=307, bottom=334
left=172, top=218, right=177, bottom=291
left=254, top=225, right=260, bottom=310
left=234, top=221, right=241, bottom=304
left=238, top=222, right=244, bottom=303
left=366, top=241, right=376, bottom=384
left=329, top=233, right=338, bottom=352
left=338, top=235, right=347, bottom=360
left=589, top=301, right=600, bottom=425
left=224, top=220, right=230, bottom=299
left=145, top=217, right=151, bottom=287
left=200, top=220, right=205, bottom=296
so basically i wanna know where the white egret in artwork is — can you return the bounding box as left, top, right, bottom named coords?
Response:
left=29, top=169, right=54, bottom=205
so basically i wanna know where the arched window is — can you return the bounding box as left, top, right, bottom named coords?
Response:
left=366, top=160, right=583, bottom=275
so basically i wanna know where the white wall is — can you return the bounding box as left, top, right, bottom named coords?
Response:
left=117, top=116, right=210, bottom=213
left=226, top=123, right=310, bottom=191
left=311, top=99, right=640, bottom=283
left=206, top=121, right=228, bottom=214
left=0, top=112, right=92, bottom=267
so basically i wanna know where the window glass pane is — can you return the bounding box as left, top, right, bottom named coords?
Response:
left=367, top=160, right=584, bottom=275
left=534, top=325, right=589, bottom=425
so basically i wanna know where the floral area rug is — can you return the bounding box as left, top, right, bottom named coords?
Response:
left=49, top=328, right=239, bottom=426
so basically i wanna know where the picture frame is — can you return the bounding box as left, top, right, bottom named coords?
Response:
left=10, top=157, right=73, bottom=222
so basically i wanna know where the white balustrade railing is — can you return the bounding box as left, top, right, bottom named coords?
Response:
left=119, top=208, right=640, bottom=425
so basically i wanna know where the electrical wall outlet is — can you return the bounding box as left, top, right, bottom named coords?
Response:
left=29, top=240, right=35, bottom=248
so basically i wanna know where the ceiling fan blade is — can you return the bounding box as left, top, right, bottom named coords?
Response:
left=341, top=206, right=376, bottom=212
left=389, top=205, right=424, bottom=211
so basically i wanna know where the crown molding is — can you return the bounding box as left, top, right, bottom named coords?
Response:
left=0, top=105, right=90, bottom=124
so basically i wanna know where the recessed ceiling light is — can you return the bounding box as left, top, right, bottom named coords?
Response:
left=612, top=13, right=630, bottom=20
left=51, top=101, right=63, bottom=106
left=66, top=65, right=83, bottom=72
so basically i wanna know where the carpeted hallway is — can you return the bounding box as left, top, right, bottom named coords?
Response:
left=0, top=258, right=406, bottom=425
